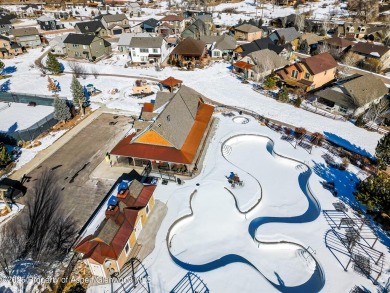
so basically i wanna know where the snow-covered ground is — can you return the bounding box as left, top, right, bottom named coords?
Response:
left=0, top=102, right=54, bottom=133
left=88, top=113, right=390, bottom=293
left=1, top=48, right=383, bottom=156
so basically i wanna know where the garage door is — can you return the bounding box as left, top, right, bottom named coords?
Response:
left=113, top=29, right=122, bottom=35
left=135, top=219, right=143, bottom=240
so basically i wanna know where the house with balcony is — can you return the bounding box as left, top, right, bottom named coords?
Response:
left=74, top=20, right=108, bottom=38
left=313, top=74, right=389, bottom=117
left=169, top=37, right=207, bottom=66
left=63, top=33, right=111, bottom=61
left=11, top=27, right=41, bottom=48
left=200, top=34, right=236, bottom=59
left=101, top=14, right=130, bottom=35
left=0, top=35, right=24, bottom=58
left=129, top=36, right=169, bottom=64
left=275, top=52, right=337, bottom=91
left=74, top=173, right=156, bottom=278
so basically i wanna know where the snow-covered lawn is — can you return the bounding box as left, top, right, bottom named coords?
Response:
left=87, top=113, right=390, bottom=293
left=0, top=102, right=53, bottom=133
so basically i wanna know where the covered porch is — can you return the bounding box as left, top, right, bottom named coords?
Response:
left=159, top=76, right=183, bottom=92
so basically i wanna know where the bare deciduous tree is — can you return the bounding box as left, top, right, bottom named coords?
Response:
left=348, top=0, right=379, bottom=22
left=68, top=61, right=86, bottom=78
left=363, top=98, right=389, bottom=123
left=340, top=52, right=360, bottom=74
left=294, top=13, right=305, bottom=32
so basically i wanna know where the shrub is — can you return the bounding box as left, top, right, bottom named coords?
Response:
left=276, top=86, right=289, bottom=102
left=294, top=127, right=307, bottom=139
left=355, top=114, right=365, bottom=126
left=311, top=132, right=324, bottom=146
left=294, top=96, right=302, bottom=107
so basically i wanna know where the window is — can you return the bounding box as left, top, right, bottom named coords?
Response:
left=83, top=45, right=87, bottom=49
left=291, top=69, right=298, bottom=79
left=153, top=48, right=158, bottom=53
left=146, top=204, right=150, bottom=215
left=213, top=50, right=220, bottom=57
left=339, top=106, right=348, bottom=114
left=305, top=73, right=310, bottom=79
left=72, top=44, right=80, bottom=48
left=140, top=48, right=148, bottom=53
left=124, top=243, right=130, bottom=255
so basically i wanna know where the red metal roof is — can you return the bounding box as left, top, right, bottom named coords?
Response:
left=233, top=61, right=254, bottom=70
left=111, top=103, right=214, bottom=164
left=160, top=76, right=183, bottom=87
left=143, top=103, right=154, bottom=113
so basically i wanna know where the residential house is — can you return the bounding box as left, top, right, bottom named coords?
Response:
left=11, top=27, right=41, bottom=48
left=194, top=14, right=213, bottom=31
left=49, top=34, right=67, bottom=55
left=63, top=33, right=111, bottom=61
left=117, top=32, right=156, bottom=53
left=128, top=2, right=141, bottom=17
left=16, top=5, right=42, bottom=18
left=75, top=173, right=156, bottom=278
left=314, top=74, right=389, bottom=116
left=270, top=14, right=297, bottom=28
left=234, top=37, right=289, bottom=60
left=101, top=14, right=130, bottom=35
left=351, top=42, right=390, bottom=69
left=129, top=36, right=169, bottom=64
left=169, top=37, right=207, bottom=66
left=37, top=15, right=64, bottom=31
left=75, top=20, right=108, bottom=37
left=159, top=15, right=185, bottom=34
left=298, top=33, right=324, bottom=54
left=269, top=27, right=301, bottom=50
left=0, top=35, right=23, bottom=58
left=45, top=0, right=66, bottom=9
left=201, top=34, right=236, bottom=59
left=140, top=18, right=160, bottom=33
left=337, top=23, right=385, bottom=42
left=233, top=49, right=289, bottom=81
left=111, top=85, right=214, bottom=173
left=317, top=37, right=354, bottom=55
left=181, top=18, right=210, bottom=39
left=231, top=23, right=262, bottom=42
left=0, top=14, right=15, bottom=35
left=275, top=52, right=338, bottom=91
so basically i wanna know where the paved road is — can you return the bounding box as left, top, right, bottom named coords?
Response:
left=19, top=113, right=132, bottom=229
left=293, top=52, right=390, bottom=86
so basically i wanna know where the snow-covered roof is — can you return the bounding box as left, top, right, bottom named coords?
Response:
left=117, top=32, right=156, bottom=46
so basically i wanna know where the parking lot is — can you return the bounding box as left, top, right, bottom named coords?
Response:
left=20, top=113, right=132, bottom=230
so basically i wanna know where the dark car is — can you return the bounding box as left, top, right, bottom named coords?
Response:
left=0, top=178, right=27, bottom=201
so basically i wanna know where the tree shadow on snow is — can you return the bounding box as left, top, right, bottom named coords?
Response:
left=2, top=66, right=17, bottom=75
left=7, top=122, right=18, bottom=134
left=323, top=132, right=373, bottom=159
left=1, top=79, right=11, bottom=92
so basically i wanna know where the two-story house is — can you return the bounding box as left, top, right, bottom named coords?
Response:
left=230, top=23, right=262, bottom=42
left=49, top=34, right=67, bottom=55
left=101, top=14, right=130, bottom=35
left=75, top=175, right=156, bottom=278
left=129, top=36, right=169, bottom=64
left=0, top=35, right=24, bottom=58
left=117, top=32, right=156, bottom=53
left=0, top=13, right=15, bottom=35
left=269, top=27, right=301, bottom=50
left=63, top=33, right=112, bottom=61
left=159, top=15, right=185, bottom=34
left=128, top=2, right=141, bottom=17
left=351, top=42, right=390, bottom=69
left=74, top=20, right=107, bottom=38
left=37, top=15, right=64, bottom=31
left=275, top=52, right=337, bottom=91
left=11, top=27, right=41, bottom=48
left=140, top=18, right=160, bottom=33
left=337, top=23, right=385, bottom=42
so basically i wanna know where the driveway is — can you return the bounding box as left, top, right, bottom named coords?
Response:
left=20, top=113, right=131, bottom=229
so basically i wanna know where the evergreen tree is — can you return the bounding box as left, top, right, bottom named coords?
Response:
left=355, top=114, right=365, bottom=127
left=0, top=143, right=11, bottom=167
left=375, top=133, right=390, bottom=169
left=263, top=73, right=276, bottom=90
left=53, top=97, right=71, bottom=123
left=46, top=52, right=62, bottom=74
left=0, top=61, right=4, bottom=72
left=294, top=96, right=302, bottom=108
left=258, top=18, right=263, bottom=27
left=276, top=86, right=289, bottom=102
left=355, top=171, right=390, bottom=213
left=47, top=76, right=58, bottom=93
left=70, top=75, right=86, bottom=115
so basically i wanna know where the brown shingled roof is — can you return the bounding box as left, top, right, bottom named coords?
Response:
left=301, top=52, right=337, bottom=75
left=351, top=42, right=389, bottom=57
left=321, top=37, right=354, bottom=48
left=171, top=37, right=206, bottom=56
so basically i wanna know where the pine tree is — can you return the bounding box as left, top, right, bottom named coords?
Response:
left=375, top=133, right=390, bottom=170
left=46, top=52, right=62, bottom=74
left=355, top=171, right=390, bottom=213
left=276, top=86, right=289, bottom=102
left=294, top=96, right=302, bottom=108
left=0, top=60, right=4, bottom=72
left=0, top=143, right=11, bottom=166
left=47, top=76, right=58, bottom=93
left=70, top=75, right=86, bottom=116
left=53, top=97, right=71, bottom=123
left=355, top=114, right=364, bottom=127
left=263, top=73, right=276, bottom=90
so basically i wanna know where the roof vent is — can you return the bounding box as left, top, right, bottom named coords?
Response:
left=157, top=123, right=162, bottom=127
